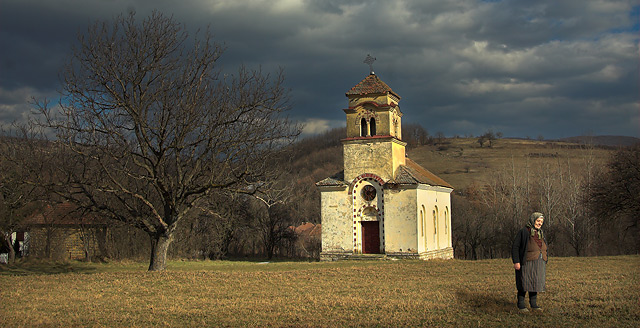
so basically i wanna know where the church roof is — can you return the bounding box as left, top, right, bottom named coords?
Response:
left=316, top=171, right=348, bottom=187
left=316, top=159, right=453, bottom=190
left=392, top=158, right=454, bottom=189
left=346, top=74, right=400, bottom=99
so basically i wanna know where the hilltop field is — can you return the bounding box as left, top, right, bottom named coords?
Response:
left=1, top=255, right=638, bottom=327
left=406, top=137, right=616, bottom=190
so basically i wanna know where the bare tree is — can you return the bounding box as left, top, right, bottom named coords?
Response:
left=477, top=135, right=486, bottom=148
left=182, top=192, right=248, bottom=260
left=560, top=165, right=591, bottom=256
left=0, top=136, right=28, bottom=263
left=250, top=181, right=297, bottom=260
left=452, top=192, right=488, bottom=260
left=589, top=144, right=640, bottom=253
left=0, top=126, right=50, bottom=263
left=477, top=130, right=496, bottom=148
left=403, top=123, right=430, bottom=146
left=535, top=160, right=563, bottom=248
left=35, top=11, right=300, bottom=271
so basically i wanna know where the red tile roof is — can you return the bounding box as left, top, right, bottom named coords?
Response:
left=316, top=158, right=453, bottom=189
left=394, top=158, right=454, bottom=189
left=316, top=171, right=347, bottom=187
left=293, top=222, right=321, bottom=238
left=346, top=74, right=401, bottom=99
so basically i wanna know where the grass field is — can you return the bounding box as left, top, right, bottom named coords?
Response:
left=1, top=255, right=638, bottom=327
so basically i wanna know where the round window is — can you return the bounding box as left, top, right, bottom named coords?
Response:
left=361, top=185, right=377, bottom=201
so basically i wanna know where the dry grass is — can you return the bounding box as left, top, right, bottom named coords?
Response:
left=408, top=138, right=613, bottom=189
left=1, top=255, right=638, bottom=327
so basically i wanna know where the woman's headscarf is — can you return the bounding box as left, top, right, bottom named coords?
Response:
left=526, top=212, right=544, bottom=240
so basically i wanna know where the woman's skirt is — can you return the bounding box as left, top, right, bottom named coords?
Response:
left=521, top=254, right=546, bottom=292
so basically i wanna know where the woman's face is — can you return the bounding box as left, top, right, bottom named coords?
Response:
left=534, top=217, right=544, bottom=229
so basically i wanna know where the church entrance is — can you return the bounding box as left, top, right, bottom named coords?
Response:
left=361, top=221, right=380, bottom=254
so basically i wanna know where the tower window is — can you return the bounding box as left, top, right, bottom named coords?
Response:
left=370, top=118, right=376, bottom=136
left=360, top=118, right=367, bottom=137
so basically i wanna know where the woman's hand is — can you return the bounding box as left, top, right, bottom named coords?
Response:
left=514, top=263, right=521, bottom=270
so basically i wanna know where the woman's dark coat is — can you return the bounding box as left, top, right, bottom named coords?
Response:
left=512, top=226, right=547, bottom=292
left=512, top=227, right=529, bottom=265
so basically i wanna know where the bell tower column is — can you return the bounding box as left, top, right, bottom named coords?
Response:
left=342, top=73, right=406, bottom=182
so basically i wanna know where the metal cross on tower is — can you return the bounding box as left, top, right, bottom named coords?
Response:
left=363, top=54, right=376, bottom=75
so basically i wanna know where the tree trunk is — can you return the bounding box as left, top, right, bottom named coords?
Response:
left=45, top=228, right=52, bottom=259
left=148, top=233, right=174, bottom=271
left=2, top=234, right=16, bottom=264
left=96, top=226, right=108, bottom=261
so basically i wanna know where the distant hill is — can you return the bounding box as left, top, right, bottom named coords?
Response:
left=559, top=135, right=640, bottom=147
left=289, top=133, right=621, bottom=193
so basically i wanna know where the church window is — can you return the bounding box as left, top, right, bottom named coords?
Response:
left=433, top=208, right=438, bottom=235
left=361, top=185, right=376, bottom=201
left=370, top=118, right=376, bottom=136
left=420, top=205, right=427, bottom=246
left=444, top=207, right=449, bottom=234
left=360, top=118, right=367, bottom=137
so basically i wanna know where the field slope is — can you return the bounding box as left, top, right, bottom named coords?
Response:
left=1, top=255, right=638, bottom=327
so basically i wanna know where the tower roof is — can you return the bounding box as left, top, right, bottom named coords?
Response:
left=346, top=74, right=400, bottom=99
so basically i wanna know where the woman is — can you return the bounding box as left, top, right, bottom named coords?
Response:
left=512, top=212, right=547, bottom=312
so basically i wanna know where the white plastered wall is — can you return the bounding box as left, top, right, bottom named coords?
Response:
left=416, top=186, right=453, bottom=252
left=319, top=187, right=352, bottom=253
left=383, top=187, right=418, bottom=253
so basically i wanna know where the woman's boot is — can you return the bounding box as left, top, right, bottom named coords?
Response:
left=529, top=292, right=542, bottom=311
left=517, top=291, right=528, bottom=312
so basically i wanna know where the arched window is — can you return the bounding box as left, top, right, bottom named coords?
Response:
left=444, top=207, right=449, bottom=234
left=421, top=205, right=427, bottom=249
left=433, top=208, right=438, bottom=235
left=369, top=118, right=376, bottom=136
left=420, top=209, right=424, bottom=237
left=360, top=118, right=367, bottom=137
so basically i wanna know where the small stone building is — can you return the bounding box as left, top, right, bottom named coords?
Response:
left=317, top=73, right=454, bottom=260
left=23, top=203, right=107, bottom=261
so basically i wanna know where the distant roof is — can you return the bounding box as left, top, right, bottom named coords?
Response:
left=346, top=74, right=400, bottom=99
left=292, top=222, right=321, bottom=238
left=22, top=203, right=105, bottom=226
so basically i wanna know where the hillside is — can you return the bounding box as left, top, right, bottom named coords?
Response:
left=407, top=138, right=615, bottom=190
left=291, top=134, right=619, bottom=192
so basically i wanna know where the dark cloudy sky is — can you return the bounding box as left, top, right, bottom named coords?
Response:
left=1, top=0, right=638, bottom=139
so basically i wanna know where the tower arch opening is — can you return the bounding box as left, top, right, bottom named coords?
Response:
left=360, top=118, right=368, bottom=137
left=370, top=117, right=376, bottom=136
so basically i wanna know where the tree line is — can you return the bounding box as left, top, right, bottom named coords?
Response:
left=452, top=143, right=639, bottom=260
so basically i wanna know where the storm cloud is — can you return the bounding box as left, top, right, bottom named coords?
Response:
left=1, top=0, right=638, bottom=139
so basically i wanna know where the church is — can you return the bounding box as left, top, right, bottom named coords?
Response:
left=316, top=70, right=454, bottom=260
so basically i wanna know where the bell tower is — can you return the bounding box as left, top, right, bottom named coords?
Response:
left=342, top=73, right=407, bottom=182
